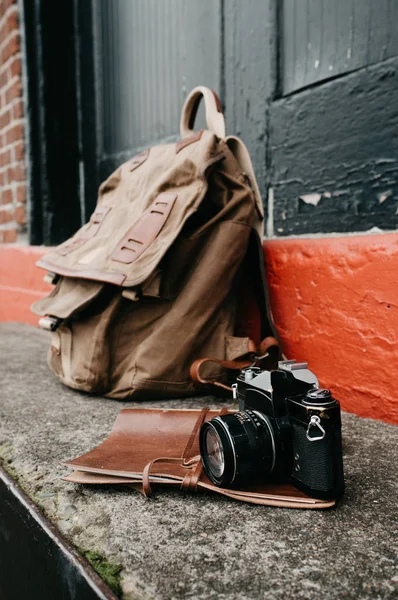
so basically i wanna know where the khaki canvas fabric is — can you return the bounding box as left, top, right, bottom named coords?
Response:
left=31, top=87, right=278, bottom=399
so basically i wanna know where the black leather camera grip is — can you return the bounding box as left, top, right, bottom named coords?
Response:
left=290, top=419, right=344, bottom=500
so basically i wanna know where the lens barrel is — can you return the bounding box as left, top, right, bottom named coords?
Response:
left=199, top=410, right=276, bottom=487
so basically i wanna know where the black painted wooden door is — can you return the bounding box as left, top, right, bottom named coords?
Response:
left=25, top=0, right=398, bottom=243
left=268, top=0, right=398, bottom=236
left=78, top=0, right=398, bottom=239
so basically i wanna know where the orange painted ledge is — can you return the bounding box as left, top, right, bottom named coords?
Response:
left=0, top=235, right=397, bottom=424
left=0, top=245, right=50, bottom=325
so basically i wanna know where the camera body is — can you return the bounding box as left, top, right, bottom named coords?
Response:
left=199, top=360, right=344, bottom=500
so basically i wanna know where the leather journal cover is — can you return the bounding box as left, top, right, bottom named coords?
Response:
left=63, top=408, right=336, bottom=509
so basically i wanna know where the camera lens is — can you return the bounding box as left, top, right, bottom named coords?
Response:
left=203, top=426, right=225, bottom=478
left=199, top=411, right=276, bottom=487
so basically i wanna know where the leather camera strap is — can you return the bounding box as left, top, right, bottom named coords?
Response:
left=190, top=336, right=279, bottom=392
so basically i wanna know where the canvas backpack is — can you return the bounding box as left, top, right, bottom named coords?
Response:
left=31, top=86, right=280, bottom=399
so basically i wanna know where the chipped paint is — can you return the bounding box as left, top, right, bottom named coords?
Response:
left=378, top=190, right=392, bottom=203
left=299, top=193, right=322, bottom=206
left=332, top=189, right=350, bottom=197
left=271, top=55, right=398, bottom=235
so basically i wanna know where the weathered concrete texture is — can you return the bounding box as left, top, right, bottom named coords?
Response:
left=264, top=232, right=398, bottom=425
left=0, top=323, right=397, bottom=600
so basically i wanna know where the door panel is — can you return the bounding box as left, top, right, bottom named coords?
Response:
left=224, top=0, right=274, bottom=201
left=94, top=0, right=223, bottom=179
left=25, top=0, right=397, bottom=242
left=282, top=0, right=398, bottom=95
left=270, top=56, right=398, bottom=235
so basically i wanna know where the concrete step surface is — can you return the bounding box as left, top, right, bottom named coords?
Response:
left=0, top=322, right=397, bottom=599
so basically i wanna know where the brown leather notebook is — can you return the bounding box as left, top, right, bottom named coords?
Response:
left=63, top=408, right=336, bottom=509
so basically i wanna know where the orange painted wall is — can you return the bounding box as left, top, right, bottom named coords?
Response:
left=0, top=235, right=397, bottom=424
left=264, top=233, right=398, bottom=425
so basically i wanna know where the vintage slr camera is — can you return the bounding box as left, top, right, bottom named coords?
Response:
left=199, top=360, right=344, bottom=500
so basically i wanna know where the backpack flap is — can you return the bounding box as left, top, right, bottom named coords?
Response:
left=36, top=130, right=226, bottom=289
left=31, top=277, right=107, bottom=339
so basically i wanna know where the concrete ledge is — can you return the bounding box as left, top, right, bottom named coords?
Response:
left=0, top=323, right=397, bottom=599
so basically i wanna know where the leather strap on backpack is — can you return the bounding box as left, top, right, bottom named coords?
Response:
left=190, top=336, right=280, bottom=393
left=180, top=85, right=264, bottom=241
left=180, top=86, right=226, bottom=140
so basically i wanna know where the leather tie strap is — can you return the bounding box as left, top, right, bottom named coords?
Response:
left=181, top=407, right=229, bottom=493
left=181, top=407, right=209, bottom=463
left=143, top=408, right=232, bottom=497
left=142, top=457, right=185, bottom=498
left=143, top=408, right=211, bottom=497
left=190, top=336, right=280, bottom=392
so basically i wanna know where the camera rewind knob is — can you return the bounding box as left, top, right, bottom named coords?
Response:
left=305, top=388, right=332, bottom=403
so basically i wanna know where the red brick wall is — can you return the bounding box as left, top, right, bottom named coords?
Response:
left=0, top=0, right=26, bottom=243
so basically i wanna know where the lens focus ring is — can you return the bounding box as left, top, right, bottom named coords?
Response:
left=199, top=410, right=276, bottom=487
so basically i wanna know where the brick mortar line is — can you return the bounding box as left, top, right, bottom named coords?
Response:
left=0, top=101, right=22, bottom=120
left=0, top=222, right=17, bottom=231
left=0, top=141, right=25, bottom=158
left=0, top=177, right=25, bottom=201
left=0, top=33, right=19, bottom=61
left=0, top=165, right=25, bottom=178
left=0, top=5, right=18, bottom=33
left=0, top=117, right=24, bottom=134
left=0, top=22, right=19, bottom=55
left=0, top=2, right=18, bottom=19
left=0, top=92, right=22, bottom=110
left=0, top=160, right=25, bottom=172
left=0, top=75, right=22, bottom=100
left=0, top=51, right=21, bottom=75
left=0, top=160, right=25, bottom=170
left=0, top=167, right=25, bottom=177
left=0, top=203, right=14, bottom=212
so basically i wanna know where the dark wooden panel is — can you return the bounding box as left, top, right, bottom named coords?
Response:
left=74, top=0, right=100, bottom=224
left=282, top=0, right=398, bottom=95
left=224, top=0, right=276, bottom=202
left=22, top=0, right=82, bottom=245
left=270, top=56, right=398, bottom=235
left=94, top=0, right=222, bottom=179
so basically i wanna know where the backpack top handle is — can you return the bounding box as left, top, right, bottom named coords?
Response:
left=180, top=86, right=226, bottom=140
